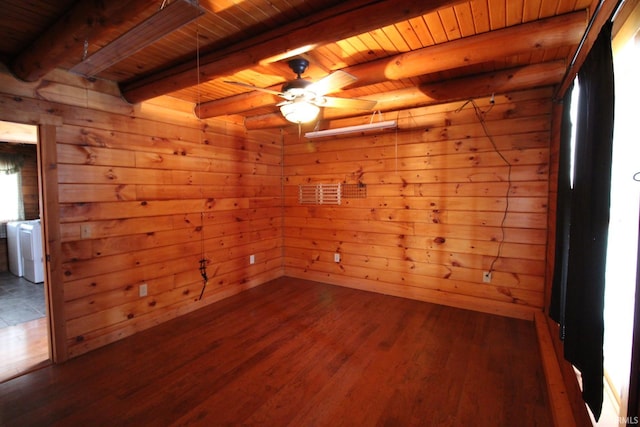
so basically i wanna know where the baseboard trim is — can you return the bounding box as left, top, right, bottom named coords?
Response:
left=534, top=311, right=578, bottom=427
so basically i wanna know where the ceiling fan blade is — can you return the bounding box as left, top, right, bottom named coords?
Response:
left=317, top=96, right=377, bottom=110
left=224, top=81, right=284, bottom=97
left=307, top=70, right=357, bottom=96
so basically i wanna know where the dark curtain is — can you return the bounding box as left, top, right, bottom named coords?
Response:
left=549, top=81, right=574, bottom=337
left=549, top=22, right=615, bottom=420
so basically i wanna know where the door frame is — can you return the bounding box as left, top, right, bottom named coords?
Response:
left=36, top=123, right=67, bottom=362
left=0, top=112, right=66, bottom=363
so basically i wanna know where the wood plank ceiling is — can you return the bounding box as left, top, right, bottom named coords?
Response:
left=0, top=0, right=593, bottom=130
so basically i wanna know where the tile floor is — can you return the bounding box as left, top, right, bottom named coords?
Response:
left=0, top=271, right=45, bottom=328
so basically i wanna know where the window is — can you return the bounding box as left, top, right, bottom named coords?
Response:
left=0, top=171, right=22, bottom=222
left=600, top=15, right=640, bottom=422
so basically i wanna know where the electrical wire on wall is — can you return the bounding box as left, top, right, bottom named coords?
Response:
left=367, top=110, right=400, bottom=175
left=198, top=211, right=209, bottom=300
left=194, top=0, right=202, bottom=122
left=194, top=2, right=209, bottom=301
left=456, top=95, right=512, bottom=276
left=394, top=111, right=399, bottom=175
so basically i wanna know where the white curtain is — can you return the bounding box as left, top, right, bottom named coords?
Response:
left=0, top=153, right=24, bottom=221
left=0, top=153, right=24, bottom=174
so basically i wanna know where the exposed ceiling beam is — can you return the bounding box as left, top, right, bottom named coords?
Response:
left=70, top=0, right=204, bottom=77
left=120, top=0, right=468, bottom=103
left=243, top=60, right=568, bottom=130
left=196, top=10, right=587, bottom=119
left=10, top=0, right=156, bottom=82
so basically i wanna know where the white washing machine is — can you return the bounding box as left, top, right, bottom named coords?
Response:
left=6, top=220, right=25, bottom=277
left=18, top=220, right=44, bottom=283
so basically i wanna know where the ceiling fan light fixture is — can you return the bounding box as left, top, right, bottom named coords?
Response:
left=280, top=101, right=319, bottom=124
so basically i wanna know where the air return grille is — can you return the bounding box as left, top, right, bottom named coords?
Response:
left=298, top=183, right=341, bottom=205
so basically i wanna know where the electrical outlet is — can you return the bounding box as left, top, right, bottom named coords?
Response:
left=80, top=225, right=91, bottom=239
left=139, top=283, right=148, bottom=297
left=249, top=254, right=255, bottom=265
left=482, top=271, right=492, bottom=283
left=334, top=253, right=341, bottom=263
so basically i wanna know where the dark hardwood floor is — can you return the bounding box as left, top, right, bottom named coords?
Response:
left=0, top=277, right=551, bottom=426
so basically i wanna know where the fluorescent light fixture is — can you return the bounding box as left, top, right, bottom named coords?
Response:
left=304, top=120, right=397, bottom=139
left=70, top=0, right=204, bottom=77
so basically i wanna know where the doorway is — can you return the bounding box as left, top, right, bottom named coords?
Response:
left=0, top=121, right=50, bottom=382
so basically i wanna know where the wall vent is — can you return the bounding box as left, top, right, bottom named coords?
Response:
left=298, top=183, right=341, bottom=205
left=342, top=183, right=367, bottom=199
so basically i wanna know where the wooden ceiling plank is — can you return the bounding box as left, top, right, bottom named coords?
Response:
left=120, top=0, right=469, bottom=103
left=408, top=16, right=436, bottom=47
left=203, top=1, right=265, bottom=29
left=10, top=0, right=157, bottom=82
left=367, top=28, right=400, bottom=56
left=350, top=35, right=380, bottom=62
left=437, top=7, right=464, bottom=41
left=423, top=12, right=450, bottom=44
left=380, top=24, right=412, bottom=52
left=393, top=21, right=424, bottom=51
left=576, top=0, right=594, bottom=10
left=243, top=60, right=567, bottom=129
left=540, top=0, right=562, bottom=17
left=353, top=33, right=388, bottom=60
left=507, top=0, right=525, bottom=26
left=556, top=0, right=580, bottom=14
left=197, top=9, right=244, bottom=35
left=235, top=0, right=282, bottom=24
left=260, top=0, right=302, bottom=22
left=523, top=0, right=544, bottom=22
left=320, top=43, right=353, bottom=69
left=454, top=3, right=478, bottom=38
left=335, top=39, right=369, bottom=65
left=303, top=48, right=343, bottom=74
left=279, top=0, right=323, bottom=17
left=488, top=0, right=507, bottom=30
left=469, top=0, right=492, bottom=34
left=196, top=11, right=586, bottom=119
left=0, top=0, right=76, bottom=56
left=314, top=45, right=350, bottom=70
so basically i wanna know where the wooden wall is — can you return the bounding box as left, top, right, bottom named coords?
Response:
left=283, top=88, right=553, bottom=320
left=0, top=62, right=557, bottom=357
left=0, top=67, right=284, bottom=358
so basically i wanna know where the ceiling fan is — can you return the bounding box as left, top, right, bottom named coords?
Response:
left=225, top=58, right=377, bottom=124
